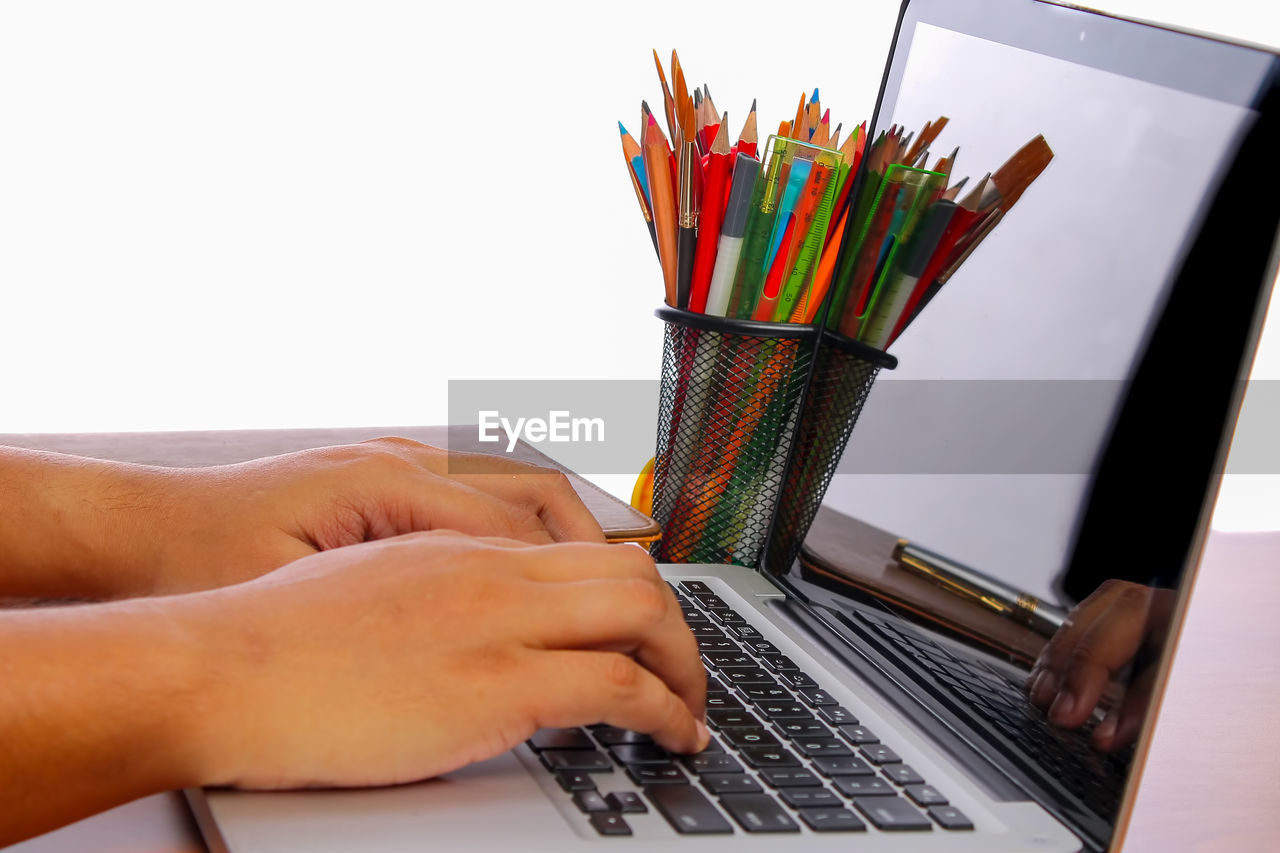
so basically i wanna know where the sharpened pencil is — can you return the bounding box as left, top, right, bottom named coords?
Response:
left=619, top=122, right=658, bottom=258
left=690, top=120, right=732, bottom=313
left=737, top=99, right=758, bottom=159
left=643, top=119, right=679, bottom=306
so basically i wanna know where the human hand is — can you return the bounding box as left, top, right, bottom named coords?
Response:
left=1026, top=580, right=1175, bottom=752
left=184, top=531, right=708, bottom=789
left=131, top=437, right=606, bottom=594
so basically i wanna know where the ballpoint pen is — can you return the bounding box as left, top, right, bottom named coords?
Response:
left=893, top=539, right=1069, bottom=637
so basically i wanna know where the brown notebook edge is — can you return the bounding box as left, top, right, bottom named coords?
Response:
left=800, top=506, right=1044, bottom=665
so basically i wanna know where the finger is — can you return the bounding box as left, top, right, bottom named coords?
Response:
left=518, top=573, right=704, bottom=719
left=449, top=466, right=606, bottom=544
left=1092, top=665, right=1157, bottom=753
left=520, top=578, right=673, bottom=648
left=1046, top=589, right=1156, bottom=729
left=468, top=535, right=540, bottom=549
left=525, top=650, right=710, bottom=754
left=361, top=439, right=605, bottom=544
left=372, top=475, right=559, bottom=546
left=1028, top=596, right=1113, bottom=707
left=507, top=541, right=660, bottom=584
left=1028, top=581, right=1152, bottom=710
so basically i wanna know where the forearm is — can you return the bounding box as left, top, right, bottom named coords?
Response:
left=0, top=598, right=223, bottom=845
left=0, top=447, right=170, bottom=599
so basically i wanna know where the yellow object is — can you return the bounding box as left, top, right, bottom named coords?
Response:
left=631, top=456, right=655, bottom=515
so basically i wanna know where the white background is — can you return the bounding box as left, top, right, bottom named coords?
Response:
left=0, top=0, right=1276, bottom=530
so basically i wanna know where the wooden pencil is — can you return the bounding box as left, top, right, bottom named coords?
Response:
left=689, top=120, right=732, bottom=312
left=795, top=107, right=810, bottom=142
left=643, top=119, right=680, bottom=306
left=620, top=122, right=659, bottom=257
left=812, top=109, right=831, bottom=148
left=941, top=174, right=969, bottom=201
left=702, top=84, right=718, bottom=120
left=903, top=115, right=948, bottom=165
left=737, top=99, right=758, bottom=159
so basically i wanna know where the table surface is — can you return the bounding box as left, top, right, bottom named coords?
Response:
left=7, top=430, right=1279, bottom=853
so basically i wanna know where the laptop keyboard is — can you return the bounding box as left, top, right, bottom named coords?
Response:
left=845, top=609, right=1131, bottom=821
left=523, top=580, right=974, bottom=837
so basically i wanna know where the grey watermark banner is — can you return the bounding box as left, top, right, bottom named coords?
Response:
left=447, top=379, right=1280, bottom=476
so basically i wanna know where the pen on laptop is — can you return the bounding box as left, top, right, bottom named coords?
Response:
left=892, top=539, right=1068, bottom=637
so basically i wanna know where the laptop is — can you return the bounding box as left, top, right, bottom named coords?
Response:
left=186, top=1, right=1280, bottom=850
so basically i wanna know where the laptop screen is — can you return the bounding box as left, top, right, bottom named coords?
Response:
left=803, top=0, right=1279, bottom=847
left=818, top=0, right=1278, bottom=603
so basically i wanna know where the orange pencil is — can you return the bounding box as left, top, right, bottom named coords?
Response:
left=794, top=107, right=811, bottom=142
left=643, top=119, right=679, bottom=305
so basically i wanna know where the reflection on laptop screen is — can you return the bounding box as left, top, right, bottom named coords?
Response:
left=795, top=3, right=1279, bottom=849
left=823, top=4, right=1271, bottom=603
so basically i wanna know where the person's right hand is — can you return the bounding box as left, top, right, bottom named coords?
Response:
left=182, top=531, right=709, bottom=790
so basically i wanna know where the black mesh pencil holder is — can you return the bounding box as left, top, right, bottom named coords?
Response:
left=762, top=329, right=897, bottom=574
left=649, top=307, right=818, bottom=567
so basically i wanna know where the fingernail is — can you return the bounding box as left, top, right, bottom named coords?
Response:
left=1049, top=690, right=1075, bottom=725
left=695, top=719, right=711, bottom=751
left=1026, top=669, right=1043, bottom=696
left=1031, top=671, right=1058, bottom=706
left=1095, top=713, right=1118, bottom=745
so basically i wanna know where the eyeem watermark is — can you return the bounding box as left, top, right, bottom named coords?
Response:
left=477, top=410, right=605, bottom=452
left=450, top=379, right=1280, bottom=475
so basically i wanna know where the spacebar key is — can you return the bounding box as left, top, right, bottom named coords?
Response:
left=644, top=784, right=734, bottom=834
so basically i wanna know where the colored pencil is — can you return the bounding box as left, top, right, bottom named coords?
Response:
left=619, top=122, right=659, bottom=258
left=643, top=119, right=679, bottom=306
left=689, top=120, right=732, bottom=313
left=737, top=99, right=758, bottom=159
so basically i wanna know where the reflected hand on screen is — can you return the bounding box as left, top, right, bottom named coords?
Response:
left=1026, top=580, right=1175, bottom=752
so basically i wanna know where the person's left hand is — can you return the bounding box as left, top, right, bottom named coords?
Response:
left=1026, top=579, right=1175, bottom=752
left=122, top=437, right=606, bottom=595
